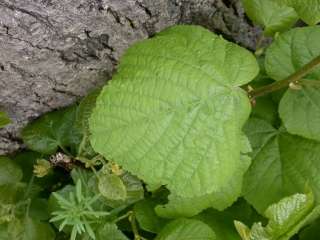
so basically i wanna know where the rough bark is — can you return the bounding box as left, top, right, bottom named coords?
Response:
left=0, top=0, right=261, bottom=154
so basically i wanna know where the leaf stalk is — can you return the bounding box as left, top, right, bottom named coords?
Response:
left=249, top=55, right=320, bottom=99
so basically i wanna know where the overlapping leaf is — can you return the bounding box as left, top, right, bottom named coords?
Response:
left=90, top=25, right=258, bottom=202
left=196, top=199, right=264, bottom=240
left=155, top=152, right=251, bottom=218
left=134, top=198, right=168, bottom=233
left=22, top=106, right=82, bottom=154
left=282, top=0, right=320, bottom=25
left=241, top=0, right=298, bottom=35
left=0, top=157, right=22, bottom=185
left=0, top=217, right=55, bottom=240
left=265, top=26, right=320, bottom=141
left=155, top=218, right=216, bottom=240
left=243, top=118, right=320, bottom=213
left=235, top=192, right=320, bottom=240
left=242, top=1, right=320, bottom=35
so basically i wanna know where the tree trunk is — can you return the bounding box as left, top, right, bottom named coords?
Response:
left=0, top=0, right=261, bottom=154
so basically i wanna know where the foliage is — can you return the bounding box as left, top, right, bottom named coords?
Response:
left=242, top=0, right=320, bottom=35
left=0, top=111, right=11, bottom=128
left=2, top=1, right=320, bottom=238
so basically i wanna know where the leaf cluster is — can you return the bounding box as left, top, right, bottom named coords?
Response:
left=2, top=1, right=320, bottom=239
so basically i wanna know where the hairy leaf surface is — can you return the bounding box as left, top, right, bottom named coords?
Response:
left=155, top=152, right=251, bottom=218
left=90, top=25, right=258, bottom=200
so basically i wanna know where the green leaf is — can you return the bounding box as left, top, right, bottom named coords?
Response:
left=22, top=106, right=82, bottom=154
left=90, top=25, right=258, bottom=200
left=265, top=27, right=320, bottom=81
left=75, top=89, right=100, bottom=157
left=75, top=89, right=100, bottom=133
left=251, top=96, right=279, bottom=125
left=95, top=223, right=129, bottom=240
left=0, top=157, right=23, bottom=185
left=0, top=183, right=26, bottom=204
left=299, top=218, right=320, bottom=239
left=134, top=199, right=167, bottom=233
left=243, top=118, right=320, bottom=213
left=29, top=198, right=50, bottom=220
left=265, top=26, right=320, bottom=141
left=236, top=192, right=320, bottom=240
left=98, top=172, right=127, bottom=201
left=155, top=218, right=216, bottom=240
left=196, top=199, right=264, bottom=240
left=241, top=0, right=298, bottom=35
left=282, top=0, right=320, bottom=25
left=88, top=171, right=144, bottom=209
left=155, top=151, right=251, bottom=218
left=0, top=111, right=11, bottom=128
left=3, top=217, right=55, bottom=240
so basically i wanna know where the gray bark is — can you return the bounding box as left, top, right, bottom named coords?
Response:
left=0, top=0, right=261, bottom=154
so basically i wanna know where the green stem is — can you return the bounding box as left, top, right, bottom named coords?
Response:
left=23, top=175, right=34, bottom=200
left=59, top=145, right=72, bottom=156
left=249, top=55, right=320, bottom=99
left=300, top=79, right=320, bottom=87
left=113, top=211, right=132, bottom=223
left=129, top=212, right=142, bottom=240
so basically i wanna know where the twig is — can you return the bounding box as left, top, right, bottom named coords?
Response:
left=249, top=55, right=320, bottom=99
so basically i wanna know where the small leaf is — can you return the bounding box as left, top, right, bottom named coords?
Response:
left=282, top=0, right=320, bottom=25
left=90, top=171, right=144, bottom=209
left=98, top=172, right=127, bottom=201
left=155, top=218, right=216, bottom=240
left=243, top=118, right=320, bottom=213
left=89, top=25, right=258, bottom=200
left=75, top=89, right=100, bottom=133
left=134, top=199, right=167, bottom=233
left=4, top=217, right=55, bottom=240
left=22, top=106, right=82, bottom=154
left=265, top=26, right=320, bottom=141
left=0, top=111, right=11, bottom=128
left=234, top=221, right=250, bottom=240
left=75, top=89, right=100, bottom=157
left=236, top=192, right=320, bottom=240
left=0, top=156, right=23, bottom=185
left=95, top=223, right=129, bottom=240
left=242, top=0, right=298, bottom=35
left=196, top=199, right=264, bottom=240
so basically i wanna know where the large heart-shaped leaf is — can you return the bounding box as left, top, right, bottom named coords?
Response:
left=155, top=151, right=251, bottom=218
left=89, top=25, right=258, bottom=199
left=243, top=118, right=320, bottom=213
left=265, top=26, right=320, bottom=141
